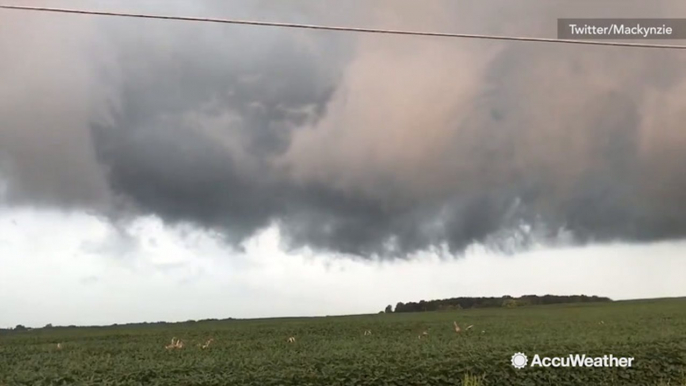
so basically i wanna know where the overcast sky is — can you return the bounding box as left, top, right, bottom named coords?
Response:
left=1, top=0, right=685, bottom=328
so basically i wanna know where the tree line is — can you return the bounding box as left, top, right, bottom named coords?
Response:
left=384, top=294, right=612, bottom=313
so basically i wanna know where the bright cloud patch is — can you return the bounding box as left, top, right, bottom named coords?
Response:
left=0, top=208, right=684, bottom=328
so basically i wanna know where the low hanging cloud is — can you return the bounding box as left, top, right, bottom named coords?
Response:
left=2, top=0, right=686, bottom=259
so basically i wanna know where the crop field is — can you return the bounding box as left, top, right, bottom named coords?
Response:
left=1, top=298, right=685, bottom=386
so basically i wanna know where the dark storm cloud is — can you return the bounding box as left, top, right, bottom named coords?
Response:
left=3, top=0, right=686, bottom=259
left=89, top=8, right=350, bottom=246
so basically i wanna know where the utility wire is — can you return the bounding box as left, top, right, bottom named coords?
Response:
left=2, top=4, right=686, bottom=50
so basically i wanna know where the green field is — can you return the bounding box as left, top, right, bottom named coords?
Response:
left=1, top=298, right=685, bottom=385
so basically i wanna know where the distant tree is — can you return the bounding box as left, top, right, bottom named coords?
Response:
left=503, top=299, right=519, bottom=308
left=388, top=294, right=611, bottom=314
left=14, top=324, right=27, bottom=331
left=44, top=323, right=53, bottom=329
left=384, top=305, right=393, bottom=313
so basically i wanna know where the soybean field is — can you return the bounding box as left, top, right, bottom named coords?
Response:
left=1, top=298, right=685, bottom=386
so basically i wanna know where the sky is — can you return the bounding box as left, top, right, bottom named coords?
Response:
left=1, top=0, right=685, bottom=328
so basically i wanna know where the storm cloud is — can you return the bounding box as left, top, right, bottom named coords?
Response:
left=2, top=0, right=686, bottom=258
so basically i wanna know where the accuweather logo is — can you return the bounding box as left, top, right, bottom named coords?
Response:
left=511, top=352, right=634, bottom=369
left=511, top=352, right=528, bottom=369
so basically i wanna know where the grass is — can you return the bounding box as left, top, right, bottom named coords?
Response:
left=0, top=298, right=684, bottom=385
left=463, top=373, right=486, bottom=386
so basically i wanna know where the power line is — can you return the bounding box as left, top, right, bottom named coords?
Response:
left=2, top=4, right=686, bottom=50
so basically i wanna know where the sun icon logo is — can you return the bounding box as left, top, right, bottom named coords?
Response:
left=511, top=352, right=528, bottom=369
